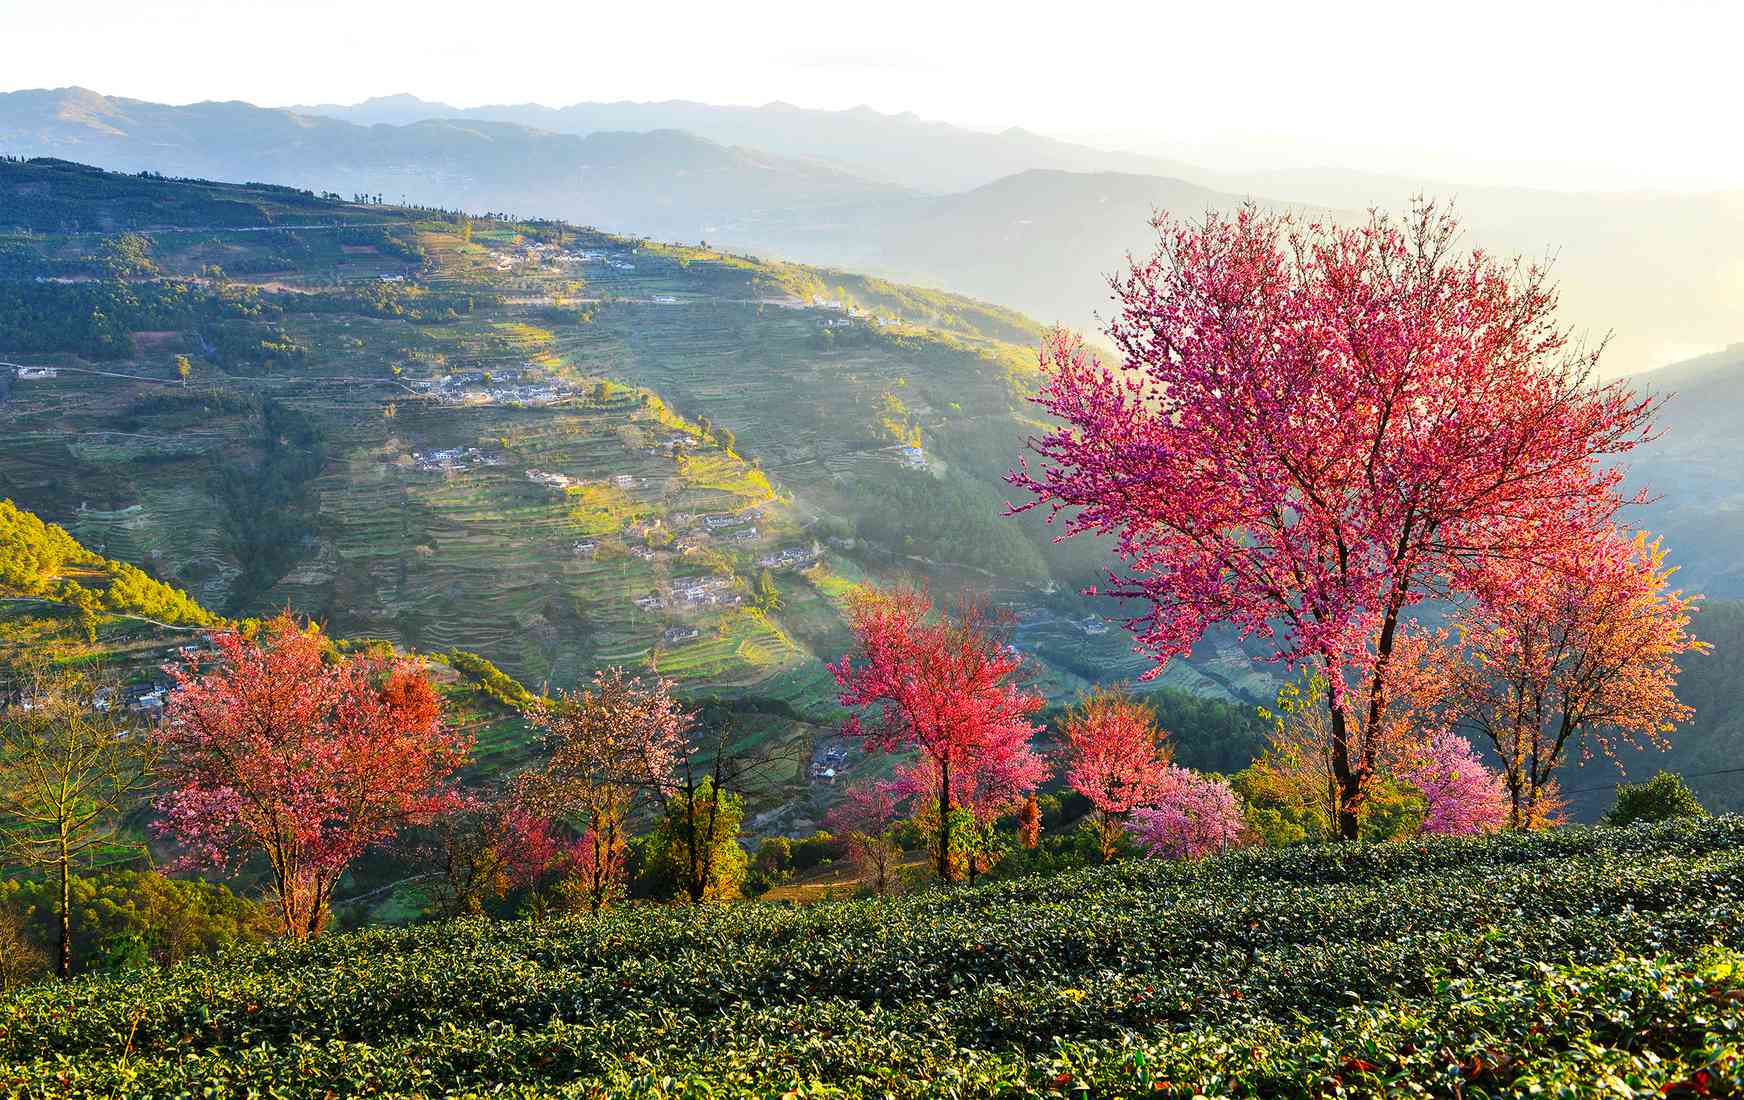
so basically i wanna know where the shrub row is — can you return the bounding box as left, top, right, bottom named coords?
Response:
left=1, top=819, right=1739, bottom=1097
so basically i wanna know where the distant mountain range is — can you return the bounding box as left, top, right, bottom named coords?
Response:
left=0, top=88, right=904, bottom=242
left=1626, top=342, right=1744, bottom=600
left=4, top=86, right=1741, bottom=374
left=283, top=93, right=1205, bottom=195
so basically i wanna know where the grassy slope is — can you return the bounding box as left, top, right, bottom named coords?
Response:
left=1, top=817, right=1740, bottom=1097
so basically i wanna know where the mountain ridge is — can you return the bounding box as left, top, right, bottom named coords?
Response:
left=280, top=90, right=1205, bottom=195
left=11, top=85, right=1737, bottom=375
left=1, top=88, right=908, bottom=241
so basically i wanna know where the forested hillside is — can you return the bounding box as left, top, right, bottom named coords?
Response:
left=0, top=499, right=214, bottom=628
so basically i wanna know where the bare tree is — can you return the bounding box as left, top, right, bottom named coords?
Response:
left=0, top=906, right=46, bottom=989
left=0, top=664, right=158, bottom=978
left=656, top=714, right=788, bottom=905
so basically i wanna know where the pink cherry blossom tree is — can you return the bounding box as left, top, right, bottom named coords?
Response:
left=1061, top=687, right=1174, bottom=861
left=1010, top=202, right=1660, bottom=840
left=832, top=586, right=1048, bottom=881
left=423, top=793, right=581, bottom=918
left=521, top=667, right=690, bottom=914
left=825, top=782, right=903, bottom=895
left=155, top=613, right=470, bottom=940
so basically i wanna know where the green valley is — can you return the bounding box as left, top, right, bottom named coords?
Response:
left=0, top=159, right=1281, bottom=843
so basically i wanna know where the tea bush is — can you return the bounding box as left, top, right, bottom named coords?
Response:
left=2, top=818, right=1740, bottom=1097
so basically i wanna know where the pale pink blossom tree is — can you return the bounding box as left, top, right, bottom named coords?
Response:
left=1128, top=766, right=1245, bottom=860
left=1402, top=730, right=1510, bottom=836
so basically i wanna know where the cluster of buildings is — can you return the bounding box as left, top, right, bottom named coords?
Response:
left=527, top=469, right=574, bottom=490
left=123, top=682, right=170, bottom=719
left=76, top=680, right=173, bottom=722
left=485, top=240, right=574, bottom=272
left=409, top=369, right=575, bottom=408
left=664, top=513, right=762, bottom=544
left=811, top=743, right=851, bottom=784
left=568, top=248, right=637, bottom=271
left=451, top=382, right=573, bottom=407
left=635, top=576, right=744, bottom=613
left=673, top=575, right=743, bottom=608
left=645, top=433, right=700, bottom=458
left=702, top=512, right=753, bottom=532
left=802, top=295, right=904, bottom=329
left=756, top=545, right=819, bottom=571
left=13, top=366, right=58, bottom=380
left=412, top=447, right=501, bottom=473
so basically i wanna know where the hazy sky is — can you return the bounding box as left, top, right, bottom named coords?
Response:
left=4, top=0, right=1740, bottom=193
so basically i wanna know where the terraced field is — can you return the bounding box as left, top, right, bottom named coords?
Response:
left=1, top=160, right=1290, bottom=834
left=3, top=162, right=1219, bottom=704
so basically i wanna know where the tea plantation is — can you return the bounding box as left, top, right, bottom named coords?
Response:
left=3, top=818, right=1740, bottom=1097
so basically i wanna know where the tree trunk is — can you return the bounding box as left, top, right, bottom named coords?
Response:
left=1097, top=812, right=1119, bottom=863
left=57, top=833, right=71, bottom=980
left=589, top=823, right=608, bottom=915
left=936, top=756, right=952, bottom=882
left=1327, top=697, right=1360, bottom=842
